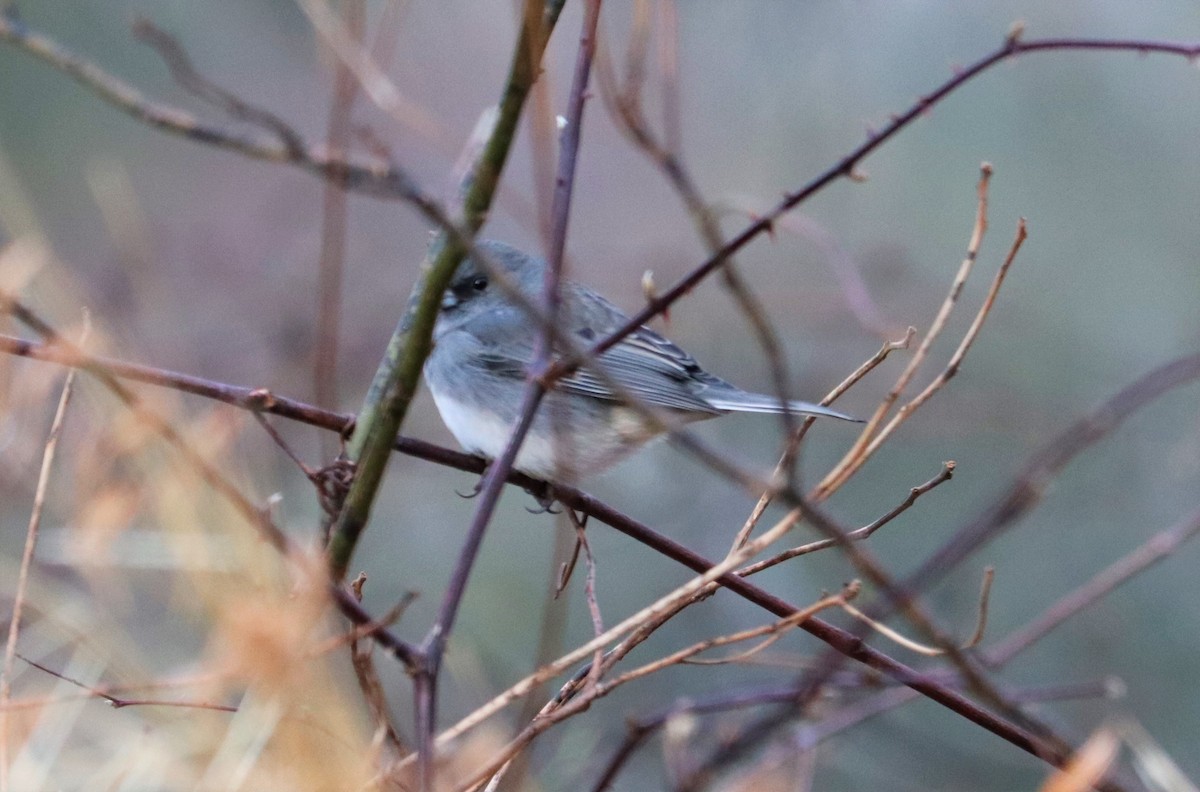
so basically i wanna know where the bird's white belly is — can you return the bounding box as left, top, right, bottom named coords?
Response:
left=430, top=390, right=560, bottom=476
left=428, top=389, right=657, bottom=478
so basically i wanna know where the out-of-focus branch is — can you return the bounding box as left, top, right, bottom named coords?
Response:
left=0, top=300, right=422, bottom=674
left=595, top=16, right=801, bottom=456
left=593, top=674, right=1118, bottom=792
left=295, top=0, right=442, bottom=139
left=910, top=350, right=1200, bottom=590
left=14, top=655, right=237, bottom=714
left=0, top=12, right=450, bottom=211
left=406, top=1, right=601, bottom=785
left=130, top=18, right=305, bottom=156
left=0, top=322, right=82, bottom=792
left=312, top=0, right=365, bottom=461
left=989, top=504, right=1200, bottom=666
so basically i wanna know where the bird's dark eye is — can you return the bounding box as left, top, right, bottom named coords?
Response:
left=471, top=276, right=488, bottom=292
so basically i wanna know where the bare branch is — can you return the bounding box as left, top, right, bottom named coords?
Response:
left=550, top=35, right=1200, bottom=385
left=733, top=328, right=915, bottom=550
left=838, top=567, right=993, bottom=656
left=16, top=655, right=237, bottom=714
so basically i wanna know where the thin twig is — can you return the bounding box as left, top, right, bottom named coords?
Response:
left=5, top=14, right=1198, bottom=346
left=483, top=588, right=854, bottom=789
left=675, top=585, right=856, bottom=668
left=295, top=0, right=442, bottom=140
left=592, top=684, right=911, bottom=792
left=0, top=13, right=446, bottom=207
left=785, top=494, right=1061, bottom=756
left=451, top=513, right=825, bottom=792
left=2, top=328, right=1194, bottom=786
left=910, top=351, right=1200, bottom=591
left=733, top=328, right=915, bottom=550
left=568, top=512, right=606, bottom=687
left=312, top=0, right=364, bottom=459
left=715, top=198, right=894, bottom=336
left=131, top=18, right=305, bottom=157
left=820, top=217, right=1027, bottom=495
left=838, top=567, right=993, bottom=657
left=326, top=0, right=570, bottom=581
left=814, top=164, right=995, bottom=499
left=737, top=461, right=954, bottom=578
left=549, top=35, right=1200, bottom=386
left=0, top=296, right=422, bottom=673
left=311, top=592, right=417, bottom=656
left=17, top=655, right=237, bottom=714
left=595, top=11, right=802, bottom=459
left=0, top=319, right=84, bottom=792
left=350, top=582, right=409, bottom=759
left=402, top=507, right=806, bottom=775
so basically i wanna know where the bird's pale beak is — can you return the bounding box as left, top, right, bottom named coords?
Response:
left=441, top=292, right=459, bottom=310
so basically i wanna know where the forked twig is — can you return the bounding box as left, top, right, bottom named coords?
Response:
left=131, top=18, right=305, bottom=156
left=737, top=462, right=955, bottom=577
left=814, top=164, right=999, bottom=499
left=17, top=654, right=237, bottom=714
left=732, top=327, right=916, bottom=550
left=819, top=217, right=1028, bottom=496
left=839, top=567, right=994, bottom=656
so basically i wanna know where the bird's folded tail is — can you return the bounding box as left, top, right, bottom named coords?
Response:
left=705, top=393, right=863, bottom=422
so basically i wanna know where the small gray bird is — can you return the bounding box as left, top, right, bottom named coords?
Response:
left=424, top=241, right=858, bottom=479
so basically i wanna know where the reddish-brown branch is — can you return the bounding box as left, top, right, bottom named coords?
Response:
left=2, top=334, right=1194, bottom=782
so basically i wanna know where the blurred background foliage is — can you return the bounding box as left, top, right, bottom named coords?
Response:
left=1, top=1, right=1199, bottom=789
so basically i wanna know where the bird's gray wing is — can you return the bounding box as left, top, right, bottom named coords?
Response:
left=554, top=325, right=724, bottom=415
left=458, top=285, right=724, bottom=415
left=463, top=324, right=721, bottom=414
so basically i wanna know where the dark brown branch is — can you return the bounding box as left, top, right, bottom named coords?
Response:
left=131, top=18, right=305, bottom=157
left=545, top=34, right=1200, bottom=385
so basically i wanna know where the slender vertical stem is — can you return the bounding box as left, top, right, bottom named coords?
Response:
left=314, top=0, right=365, bottom=458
